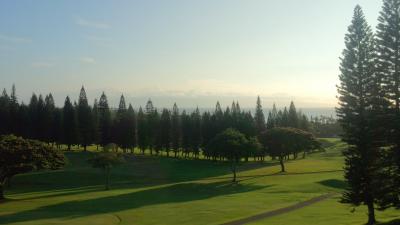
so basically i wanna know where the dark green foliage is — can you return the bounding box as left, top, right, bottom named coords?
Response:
left=337, top=6, right=387, bottom=224
left=28, top=94, right=42, bottom=140
left=91, top=99, right=100, bottom=147
left=87, top=152, right=124, bottom=190
left=8, top=85, right=19, bottom=135
left=114, top=95, right=134, bottom=152
left=0, top=135, right=66, bottom=199
left=376, top=0, right=400, bottom=209
left=310, top=116, right=342, bottom=138
left=181, top=110, right=192, bottom=157
left=259, top=127, right=320, bottom=172
left=43, top=94, right=55, bottom=143
left=0, top=89, right=10, bottom=135
left=77, top=86, right=94, bottom=151
left=205, top=128, right=256, bottom=182
left=266, top=102, right=310, bottom=131
left=288, top=101, right=298, bottom=128
left=126, top=104, right=137, bottom=151
left=52, top=107, right=63, bottom=147
left=147, top=107, right=160, bottom=155
left=158, top=108, right=171, bottom=156
left=98, top=92, right=112, bottom=146
left=137, top=107, right=148, bottom=154
left=171, top=103, right=181, bottom=157
left=63, top=96, right=77, bottom=150
left=191, top=108, right=202, bottom=158
left=254, top=96, right=266, bottom=134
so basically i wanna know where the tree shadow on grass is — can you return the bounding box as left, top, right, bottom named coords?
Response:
left=8, top=152, right=276, bottom=197
left=317, top=179, right=347, bottom=189
left=0, top=181, right=270, bottom=224
left=378, top=219, right=400, bottom=225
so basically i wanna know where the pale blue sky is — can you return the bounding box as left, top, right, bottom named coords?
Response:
left=0, top=0, right=382, bottom=108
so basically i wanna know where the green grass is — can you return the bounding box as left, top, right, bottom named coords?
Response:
left=0, top=139, right=399, bottom=225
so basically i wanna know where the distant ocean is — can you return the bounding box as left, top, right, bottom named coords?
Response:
left=181, top=107, right=336, bottom=118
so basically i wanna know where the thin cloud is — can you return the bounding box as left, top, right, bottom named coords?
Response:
left=84, top=35, right=111, bottom=42
left=75, top=17, right=110, bottom=29
left=31, top=62, right=54, bottom=68
left=80, top=57, right=96, bottom=64
left=84, top=35, right=112, bottom=47
left=0, top=34, right=32, bottom=43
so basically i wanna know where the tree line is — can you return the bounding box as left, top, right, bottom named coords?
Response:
left=337, top=1, right=400, bottom=224
left=0, top=85, right=315, bottom=159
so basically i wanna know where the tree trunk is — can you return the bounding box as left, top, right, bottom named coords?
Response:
left=367, top=201, right=376, bottom=225
left=279, top=156, right=285, bottom=172
left=68, top=144, right=71, bottom=151
left=84, top=145, right=87, bottom=151
left=0, top=183, right=4, bottom=200
left=5, top=177, right=11, bottom=188
left=105, top=167, right=110, bottom=190
left=232, top=163, right=237, bottom=182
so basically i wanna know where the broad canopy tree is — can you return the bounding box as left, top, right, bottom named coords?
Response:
left=88, top=151, right=124, bottom=190
left=260, top=127, right=319, bottom=173
left=206, top=128, right=260, bottom=182
left=0, top=135, right=66, bottom=199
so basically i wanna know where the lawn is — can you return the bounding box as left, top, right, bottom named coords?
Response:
left=0, top=138, right=399, bottom=225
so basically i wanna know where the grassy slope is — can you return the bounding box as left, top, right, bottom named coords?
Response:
left=0, top=138, right=399, bottom=225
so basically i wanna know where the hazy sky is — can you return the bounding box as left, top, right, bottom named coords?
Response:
left=0, top=0, right=383, bottom=108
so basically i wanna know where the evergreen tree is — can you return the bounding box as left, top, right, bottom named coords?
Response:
left=254, top=96, right=266, bottom=134
left=337, top=6, right=385, bottom=224
left=213, top=101, right=224, bottom=136
left=0, top=89, right=10, bottom=135
left=266, top=111, right=274, bottom=129
left=8, top=84, right=19, bottom=134
left=15, top=103, right=30, bottom=138
left=201, top=111, right=213, bottom=149
left=288, top=101, right=298, bottom=128
left=171, top=103, right=181, bottom=157
left=114, top=95, right=127, bottom=150
left=63, top=96, right=77, bottom=150
left=281, top=107, right=289, bottom=127
left=126, top=104, right=137, bottom=152
left=181, top=110, right=192, bottom=158
left=376, top=0, right=400, bottom=208
left=52, top=107, right=63, bottom=148
left=98, top=92, right=112, bottom=146
left=158, top=108, right=171, bottom=156
left=36, top=95, right=46, bottom=141
left=77, top=86, right=93, bottom=151
left=137, top=107, right=148, bottom=154
left=191, top=107, right=202, bottom=158
left=145, top=99, right=154, bottom=114
left=27, top=94, right=38, bottom=139
left=92, top=99, right=100, bottom=149
left=43, top=94, right=55, bottom=143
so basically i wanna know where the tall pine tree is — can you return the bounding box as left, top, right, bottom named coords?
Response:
left=77, top=86, right=93, bottom=151
left=254, top=96, right=266, bottom=135
left=376, top=0, right=400, bottom=208
left=171, top=103, right=181, bottom=157
left=63, top=96, right=77, bottom=150
left=337, top=6, right=385, bottom=224
left=98, top=92, right=112, bottom=146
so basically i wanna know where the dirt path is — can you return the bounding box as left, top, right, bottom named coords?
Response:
left=220, top=193, right=336, bottom=225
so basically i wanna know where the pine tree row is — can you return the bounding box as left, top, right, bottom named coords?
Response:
left=0, top=86, right=311, bottom=160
